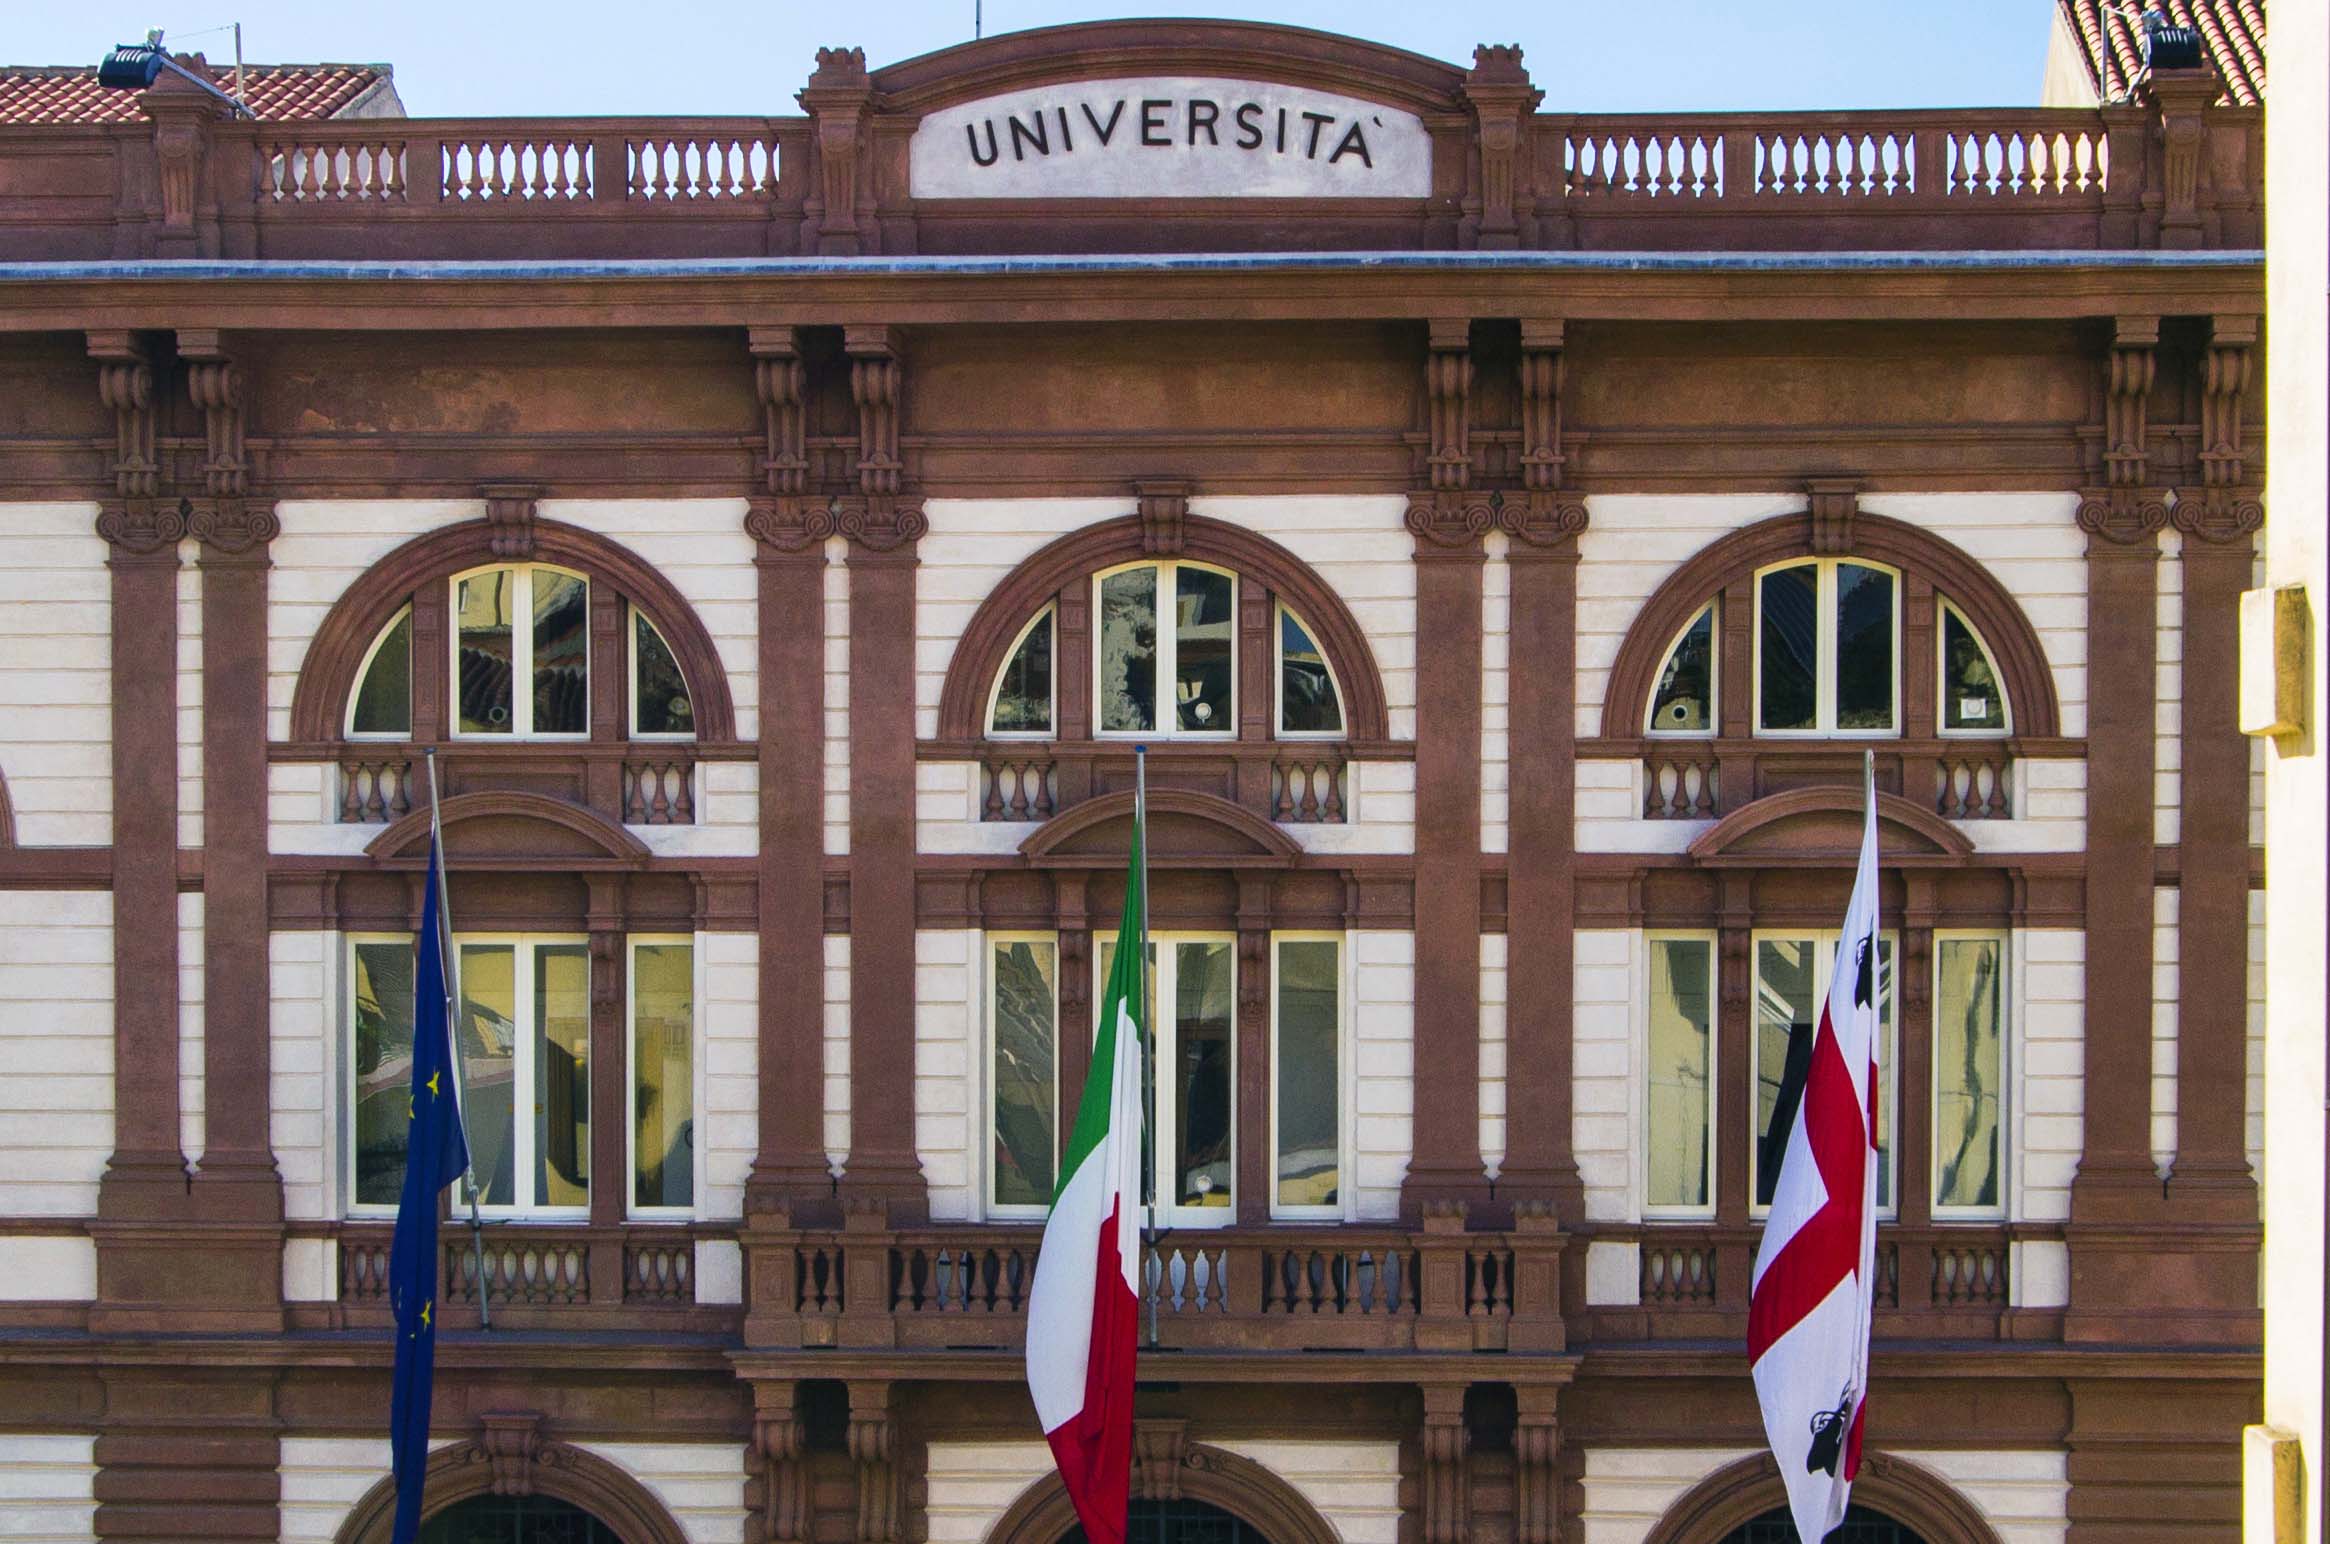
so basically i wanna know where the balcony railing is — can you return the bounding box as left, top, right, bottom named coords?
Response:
left=0, top=93, right=2258, bottom=262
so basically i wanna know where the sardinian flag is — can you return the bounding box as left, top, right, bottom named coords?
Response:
left=1749, top=760, right=1881, bottom=1542
left=1024, top=805, right=1146, bottom=1544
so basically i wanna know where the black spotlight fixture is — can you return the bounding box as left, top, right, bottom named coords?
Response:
left=2141, top=6, right=2206, bottom=71
left=94, top=36, right=254, bottom=116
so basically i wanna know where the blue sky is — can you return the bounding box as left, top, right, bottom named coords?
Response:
left=20, top=1, right=2060, bottom=116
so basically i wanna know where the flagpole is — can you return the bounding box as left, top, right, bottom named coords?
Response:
left=424, top=749, right=491, bottom=1331
left=1136, top=743, right=1158, bottom=1351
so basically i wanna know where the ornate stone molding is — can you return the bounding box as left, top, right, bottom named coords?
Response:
left=1806, top=477, right=1860, bottom=555
left=833, top=493, right=927, bottom=554
left=2076, top=487, right=2172, bottom=548
left=1135, top=479, right=1190, bottom=556
left=1500, top=490, right=1588, bottom=551
left=186, top=498, right=280, bottom=556
left=801, top=48, right=873, bottom=256
left=333, top=1416, right=693, bottom=1544
left=746, top=494, right=837, bottom=555
left=471, top=1410, right=549, bottom=1496
left=95, top=499, right=187, bottom=557
left=1461, top=47, right=1540, bottom=250
left=753, top=1382, right=810, bottom=1544
left=1132, top=1418, right=1191, bottom=1502
left=481, top=483, right=542, bottom=560
left=1406, top=489, right=1497, bottom=552
left=750, top=325, right=808, bottom=499
left=2171, top=489, right=2265, bottom=546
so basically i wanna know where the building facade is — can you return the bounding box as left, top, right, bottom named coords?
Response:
left=0, top=19, right=2273, bottom=1544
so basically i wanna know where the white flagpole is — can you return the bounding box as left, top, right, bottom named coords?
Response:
left=1136, top=744, right=1157, bottom=1350
left=424, top=749, right=491, bottom=1331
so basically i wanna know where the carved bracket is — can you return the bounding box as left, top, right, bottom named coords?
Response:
left=845, top=325, right=902, bottom=497
left=1513, top=1389, right=1560, bottom=1544
left=1132, top=1419, right=1191, bottom=1502
left=1425, top=319, right=1474, bottom=491
left=89, top=332, right=158, bottom=500
left=2177, top=314, right=2262, bottom=543
left=481, top=484, right=541, bottom=561
left=1518, top=319, right=1564, bottom=493
left=1135, top=479, right=1191, bottom=557
left=847, top=1380, right=898, bottom=1544
left=753, top=1382, right=809, bottom=1544
left=1806, top=478, right=1860, bottom=556
left=1420, top=1384, right=1470, bottom=1544
left=2103, top=316, right=2159, bottom=489
left=178, top=329, right=247, bottom=498
left=751, top=326, right=809, bottom=498
left=471, top=1410, right=549, bottom=1497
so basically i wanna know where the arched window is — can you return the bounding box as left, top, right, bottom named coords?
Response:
left=416, top=1495, right=623, bottom=1543
left=345, top=564, right=697, bottom=742
left=983, top=563, right=1346, bottom=742
left=1720, top=1507, right=1930, bottom=1544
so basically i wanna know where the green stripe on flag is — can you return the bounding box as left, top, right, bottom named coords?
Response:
left=1059, top=814, right=1144, bottom=1182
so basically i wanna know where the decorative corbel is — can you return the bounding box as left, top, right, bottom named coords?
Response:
left=833, top=325, right=925, bottom=554
left=1513, top=1388, right=1560, bottom=1544
left=751, top=326, right=809, bottom=499
left=1806, top=478, right=1860, bottom=556
left=474, top=1411, right=547, bottom=1497
left=1132, top=1419, right=1190, bottom=1502
left=88, top=331, right=158, bottom=502
left=753, top=1382, right=810, bottom=1544
left=178, top=330, right=280, bottom=557
left=847, top=1380, right=898, bottom=1543
left=1424, top=318, right=1473, bottom=493
left=1135, top=479, right=1190, bottom=557
left=1461, top=46, right=1541, bottom=250
left=2080, top=316, right=2170, bottom=546
left=481, top=483, right=541, bottom=561
left=1499, top=320, right=1589, bottom=550
left=2174, top=314, right=2264, bottom=546
left=1419, top=1384, right=1470, bottom=1544
left=799, top=48, right=874, bottom=256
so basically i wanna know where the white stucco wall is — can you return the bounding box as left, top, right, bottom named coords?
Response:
left=179, top=890, right=204, bottom=1165
left=0, top=503, right=110, bottom=846
left=0, top=1434, right=97, bottom=1544
left=271, top=928, right=335, bottom=1225
left=1574, top=928, right=1635, bottom=1224
left=0, top=890, right=113, bottom=1217
left=698, top=930, right=758, bottom=1225
left=917, top=927, right=980, bottom=1220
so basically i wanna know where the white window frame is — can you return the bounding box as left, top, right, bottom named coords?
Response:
left=1929, top=929, right=2010, bottom=1220
left=984, top=606, right=1059, bottom=742
left=1099, top=929, right=1239, bottom=1229
left=345, top=604, right=415, bottom=741
left=625, top=934, right=697, bottom=1220
left=1751, top=557, right=1902, bottom=739
left=449, top=563, right=591, bottom=741
left=984, top=930, right=1061, bottom=1221
left=1644, top=603, right=1721, bottom=739
left=1267, top=931, right=1350, bottom=1222
left=345, top=931, right=594, bottom=1220
left=626, top=607, right=696, bottom=742
left=1747, top=927, right=1899, bottom=1221
left=1935, top=601, right=2014, bottom=739
left=1272, top=603, right=1347, bottom=741
left=1641, top=929, right=1720, bottom=1221
left=1093, top=560, right=1238, bottom=741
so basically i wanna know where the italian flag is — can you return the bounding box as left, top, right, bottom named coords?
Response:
left=1025, top=812, right=1146, bottom=1544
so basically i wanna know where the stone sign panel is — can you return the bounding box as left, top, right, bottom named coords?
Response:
left=908, top=77, right=1432, bottom=199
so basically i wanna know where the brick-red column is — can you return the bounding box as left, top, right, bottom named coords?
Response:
left=2169, top=512, right=2263, bottom=1222
left=1400, top=509, right=1490, bottom=1217
left=1497, top=515, right=1587, bottom=1219
left=839, top=534, right=929, bottom=1217
left=744, top=505, right=836, bottom=1208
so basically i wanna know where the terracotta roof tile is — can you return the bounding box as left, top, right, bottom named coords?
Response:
left=0, top=61, right=386, bottom=124
left=2058, top=0, right=2266, bottom=106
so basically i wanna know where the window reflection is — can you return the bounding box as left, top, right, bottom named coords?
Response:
left=1278, top=608, right=1342, bottom=735
left=1098, top=567, right=1158, bottom=733
left=631, top=943, right=693, bottom=1211
left=1757, top=564, right=1818, bottom=731
left=1834, top=563, right=1894, bottom=730
left=1645, top=937, right=1713, bottom=1210
left=991, top=939, right=1058, bottom=1209
left=991, top=611, right=1055, bottom=735
left=1274, top=940, right=1339, bottom=1210
left=1173, top=568, right=1234, bottom=732
left=1651, top=606, right=1715, bottom=734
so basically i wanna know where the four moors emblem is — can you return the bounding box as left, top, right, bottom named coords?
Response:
left=908, top=77, right=1433, bottom=199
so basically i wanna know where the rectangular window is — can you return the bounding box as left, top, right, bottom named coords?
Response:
left=1932, top=934, right=2006, bottom=1215
left=989, top=935, right=1059, bottom=1215
left=1644, top=933, right=1716, bottom=1214
left=1097, top=566, right=1159, bottom=733
left=1272, top=936, right=1341, bottom=1217
left=346, top=933, right=597, bottom=1217
left=1751, top=931, right=1895, bottom=1216
left=1098, top=932, right=1241, bottom=1228
left=629, top=939, right=694, bottom=1213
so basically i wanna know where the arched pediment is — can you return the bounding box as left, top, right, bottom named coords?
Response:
left=367, top=790, right=650, bottom=866
left=1601, top=510, right=2062, bottom=741
left=871, top=19, right=1466, bottom=116
left=1642, top=1451, right=2005, bottom=1544
left=936, top=512, right=1391, bottom=744
left=288, top=514, right=737, bottom=744
left=1686, top=787, right=1975, bottom=866
left=1020, top=788, right=1303, bottom=867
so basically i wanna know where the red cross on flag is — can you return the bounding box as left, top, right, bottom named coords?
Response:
left=1748, top=757, right=1881, bottom=1542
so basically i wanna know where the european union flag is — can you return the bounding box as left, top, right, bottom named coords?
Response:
left=388, top=833, right=470, bottom=1544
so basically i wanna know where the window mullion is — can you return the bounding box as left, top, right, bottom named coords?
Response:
left=514, top=937, right=536, bottom=1212
left=512, top=568, right=535, bottom=738
left=1155, top=563, right=1176, bottom=738
left=1816, top=563, right=1837, bottom=734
